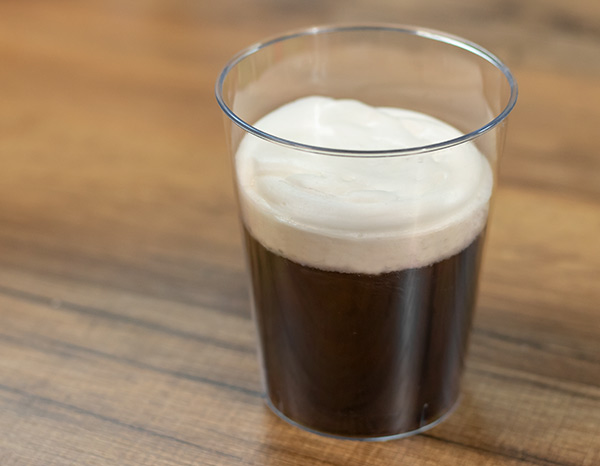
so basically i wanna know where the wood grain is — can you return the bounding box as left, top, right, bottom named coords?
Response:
left=0, top=0, right=599, bottom=464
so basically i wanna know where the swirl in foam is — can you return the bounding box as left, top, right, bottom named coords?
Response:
left=236, top=96, right=493, bottom=274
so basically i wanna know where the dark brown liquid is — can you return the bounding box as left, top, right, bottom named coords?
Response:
left=244, top=227, right=485, bottom=438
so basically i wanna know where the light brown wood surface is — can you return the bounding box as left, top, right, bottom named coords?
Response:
left=1, top=1, right=599, bottom=465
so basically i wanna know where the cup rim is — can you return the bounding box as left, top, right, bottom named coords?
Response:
left=215, top=24, right=518, bottom=158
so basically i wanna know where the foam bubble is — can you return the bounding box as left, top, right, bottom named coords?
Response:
left=236, top=96, right=492, bottom=274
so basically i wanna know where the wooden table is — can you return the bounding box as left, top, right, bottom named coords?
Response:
left=1, top=1, right=599, bottom=464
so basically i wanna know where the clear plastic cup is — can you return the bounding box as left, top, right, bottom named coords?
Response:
left=216, top=24, right=517, bottom=440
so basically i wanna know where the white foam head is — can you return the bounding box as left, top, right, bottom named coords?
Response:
left=236, top=96, right=492, bottom=274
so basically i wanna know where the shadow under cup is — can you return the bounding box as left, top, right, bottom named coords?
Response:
left=216, top=25, right=517, bottom=440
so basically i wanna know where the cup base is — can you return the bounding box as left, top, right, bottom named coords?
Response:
left=263, top=394, right=461, bottom=442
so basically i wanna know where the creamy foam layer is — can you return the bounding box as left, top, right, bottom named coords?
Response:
left=236, top=96, right=492, bottom=274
